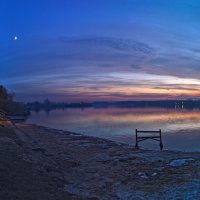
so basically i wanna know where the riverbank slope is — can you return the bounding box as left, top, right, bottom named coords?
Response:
left=0, top=122, right=199, bottom=199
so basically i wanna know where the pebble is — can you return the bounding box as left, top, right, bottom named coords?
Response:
left=151, top=172, right=158, bottom=176
left=169, top=158, right=194, bottom=167
left=138, top=172, right=148, bottom=179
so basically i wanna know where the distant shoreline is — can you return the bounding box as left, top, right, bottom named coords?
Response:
left=26, top=99, right=200, bottom=112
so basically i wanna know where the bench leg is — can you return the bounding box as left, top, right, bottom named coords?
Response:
left=160, top=142, right=163, bottom=151
left=135, top=129, right=139, bottom=149
left=135, top=142, right=139, bottom=149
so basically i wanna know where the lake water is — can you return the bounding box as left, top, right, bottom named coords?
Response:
left=26, top=107, right=200, bottom=152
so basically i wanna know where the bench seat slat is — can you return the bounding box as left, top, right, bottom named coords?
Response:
left=136, top=131, right=160, bottom=133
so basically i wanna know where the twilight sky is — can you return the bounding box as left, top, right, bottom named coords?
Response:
left=1, top=0, right=200, bottom=102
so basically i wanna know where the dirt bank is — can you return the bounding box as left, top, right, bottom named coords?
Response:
left=0, top=122, right=199, bottom=199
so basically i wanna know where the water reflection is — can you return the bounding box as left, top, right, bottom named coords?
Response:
left=26, top=108, right=200, bottom=152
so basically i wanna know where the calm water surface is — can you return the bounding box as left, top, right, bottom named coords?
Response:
left=26, top=107, right=200, bottom=152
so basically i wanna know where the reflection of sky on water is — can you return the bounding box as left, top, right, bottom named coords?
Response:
left=27, top=108, right=200, bottom=152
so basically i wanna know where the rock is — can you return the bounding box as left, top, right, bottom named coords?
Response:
left=138, top=172, right=148, bottom=179
left=169, top=158, right=195, bottom=167
left=151, top=172, right=158, bottom=176
left=32, top=147, right=46, bottom=152
left=64, top=160, right=80, bottom=167
left=0, top=137, right=16, bottom=145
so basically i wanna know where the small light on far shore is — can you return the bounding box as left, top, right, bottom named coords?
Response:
left=14, top=36, right=18, bottom=41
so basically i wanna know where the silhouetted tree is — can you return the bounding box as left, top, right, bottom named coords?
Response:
left=0, top=85, right=9, bottom=100
left=0, top=85, right=29, bottom=115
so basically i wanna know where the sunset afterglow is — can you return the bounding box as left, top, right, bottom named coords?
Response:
left=1, top=0, right=200, bottom=102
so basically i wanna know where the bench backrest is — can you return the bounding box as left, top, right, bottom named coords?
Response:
left=135, top=129, right=163, bottom=151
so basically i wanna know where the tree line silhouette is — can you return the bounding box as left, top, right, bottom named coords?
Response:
left=0, top=85, right=29, bottom=116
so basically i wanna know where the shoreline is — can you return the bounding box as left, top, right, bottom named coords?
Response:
left=26, top=123, right=200, bottom=153
left=0, top=121, right=200, bottom=199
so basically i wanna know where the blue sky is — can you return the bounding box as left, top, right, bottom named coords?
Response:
left=1, top=0, right=200, bottom=102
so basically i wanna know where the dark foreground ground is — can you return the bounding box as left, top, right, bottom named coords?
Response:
left=0, top=122, right=199, bottom=200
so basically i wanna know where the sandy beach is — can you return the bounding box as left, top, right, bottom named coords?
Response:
left=0, top=121, right=199, bottom=200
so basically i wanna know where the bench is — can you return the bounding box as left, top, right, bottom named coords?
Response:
left=135, top=129, right=163, bottom=151
left=0, top=110, right=9, bottom=121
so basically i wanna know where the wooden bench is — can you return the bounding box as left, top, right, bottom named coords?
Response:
left=0, top=110, right=6, bottom=119
left=135, top=129, right=163, bottom=151
left=0, top=110, right=9, bottom=121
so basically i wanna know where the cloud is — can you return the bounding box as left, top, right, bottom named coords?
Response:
left=130, top=64, right=142, bottom=69
left=0, top=36, right=154, bottom=79
left=154, top=86, right=200, bottom=91
left=2, top=34, right=200, bottom=101
left=58, top=36, right=154, bottom=54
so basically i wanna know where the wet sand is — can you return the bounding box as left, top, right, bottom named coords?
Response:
left=0, top=121, right=199, bottom=199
